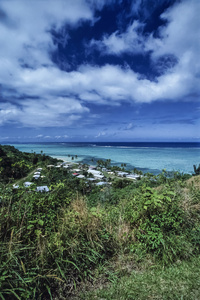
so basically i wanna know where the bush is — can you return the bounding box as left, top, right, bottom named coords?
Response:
left=124, top=185, right=191, bottom=264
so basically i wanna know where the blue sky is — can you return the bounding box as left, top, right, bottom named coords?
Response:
left=0, top=0, right=199, bottom=142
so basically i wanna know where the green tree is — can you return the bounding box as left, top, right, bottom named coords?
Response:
left=193, top=164, right=200, bottom=175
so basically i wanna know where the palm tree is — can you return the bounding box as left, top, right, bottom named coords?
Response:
left=193, top=164, right=200, bottom=175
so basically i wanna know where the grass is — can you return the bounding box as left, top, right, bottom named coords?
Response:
left=79, top=255, right=200, bottom=300
left=1, top=145, right=200, bottom=299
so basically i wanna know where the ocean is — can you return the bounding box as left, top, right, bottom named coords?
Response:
left=7, top=142, right=200, bottom=175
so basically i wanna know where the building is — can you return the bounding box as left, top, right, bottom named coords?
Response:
left=76, top=175, right=85, bottom=179
left=24, top=182, right=33, bottom=187
left=36, top=186, right=49, bottom=192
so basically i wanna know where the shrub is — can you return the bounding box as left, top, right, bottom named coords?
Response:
left=124, top=185, right=190, bottom=264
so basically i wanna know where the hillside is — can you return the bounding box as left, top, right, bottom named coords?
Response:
left=0, top=145, right=200, bottom=299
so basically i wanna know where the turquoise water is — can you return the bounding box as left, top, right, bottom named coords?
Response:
left=8, top=142, right=200, bottom=175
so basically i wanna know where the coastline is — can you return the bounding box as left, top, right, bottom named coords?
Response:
left=4, top=142, right=200, bottom=175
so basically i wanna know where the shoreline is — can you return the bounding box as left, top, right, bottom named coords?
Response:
left=4, top=142, right=199, bottom=175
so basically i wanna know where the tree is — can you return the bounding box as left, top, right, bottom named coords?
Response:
left=193, top=164, right=200, bottom=176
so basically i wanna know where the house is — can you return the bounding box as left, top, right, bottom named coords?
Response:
left=94, top=174, right=104, bottom=180
left=96, top=181, right=108, bottom=186
left=88, top=170, right=102, bottom=176
left=63, top=165, right=70, bottom=169
left=89, top=166, right=96, bottom=170
left=24, top=182, right=33, bottom=187
left=76, top=175, right=85, bottom=179
left=126, top=175, right=137, bottom=180
left=13, top=184, right=19, bottom=189
left=33, top=175, right=40, bottom=179
left=87, top=178, right=96, bottom=182
left=37, top=168, right=42, bottom=171
left=74, top=169, right=81, bottom=172
left=117, top=172, right=129, bottom=177
left=126, top=174, right=140, bottom=180
left=34, top=172, right=41, bottom=175
left=72, top=173, right=79, bottom=176
left=36, top=186, right=49, bottom=192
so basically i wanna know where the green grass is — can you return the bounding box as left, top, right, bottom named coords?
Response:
left=80, top=255, right=200, bottom=300
left=1, top=145, right=200, bottom=299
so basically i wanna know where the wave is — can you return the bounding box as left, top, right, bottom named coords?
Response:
left=91, top=145, right=200, bottom=150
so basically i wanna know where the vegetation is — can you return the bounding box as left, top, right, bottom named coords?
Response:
left=194, top=164, right=200, bottom=176
left=0, top=145, right=200, bottom=299
left=0, top=145, right=58, bottom=183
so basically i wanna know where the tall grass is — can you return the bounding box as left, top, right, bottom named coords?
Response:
left=0, top=173, right=200, bottom=299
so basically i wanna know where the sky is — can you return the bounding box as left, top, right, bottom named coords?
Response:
left=0, top=0, right=199, bottom=143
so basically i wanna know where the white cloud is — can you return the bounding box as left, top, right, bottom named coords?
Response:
left=87, top=0, right=200, bottom=103
left=0, top=0, right=199, bottom=130
left=126, top=123, right=134, bottom=130
left=89, top=20, right=145, bottom=55
left=95, top=131, right=106, bottom=138
left=0, top=0, right=94, bottom=72
left=0, top=97, right=89, bottom=127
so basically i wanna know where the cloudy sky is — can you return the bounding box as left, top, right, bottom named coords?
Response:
left=0, top=0, right=199, bottom=142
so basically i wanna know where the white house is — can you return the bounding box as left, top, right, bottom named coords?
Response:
left=74, top=169, right=81, bottom=172
left=96, top=181, right=107, bottom=186
left=117, top=172, right=129, bottom=177
left=87, top=178, right=96, bottom=182
left=36, top=186, right=49, bottom=192
left=88, top=166, right=96, bottom=170
left=127, top=174, right=140, bottom=179
left=24, top=182, right=33, bottom=187
left=88, top=170, right=102, bottom=176
left=76, top=175, right=85, bottom=179
left=126, top=175, right=137, bottom=180
left=63, top=165, right=70, bottom=169
left=13, top=184, right=19, bottom=189
left=94, top=174, right=104, bottom=180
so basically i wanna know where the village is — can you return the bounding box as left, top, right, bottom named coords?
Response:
left=13, top=159, right=142, bottom=192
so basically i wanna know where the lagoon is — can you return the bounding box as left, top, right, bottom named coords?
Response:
left=8, top=142, right=200, bottom=175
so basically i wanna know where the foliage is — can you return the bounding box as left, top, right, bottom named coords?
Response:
left=0, top=144, right=199, bottom=298
left=0, top=145, right=58, bottom=183
left=193, top=164, right=200, bottom=175
left=124, top=184, right=193, bottom=263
